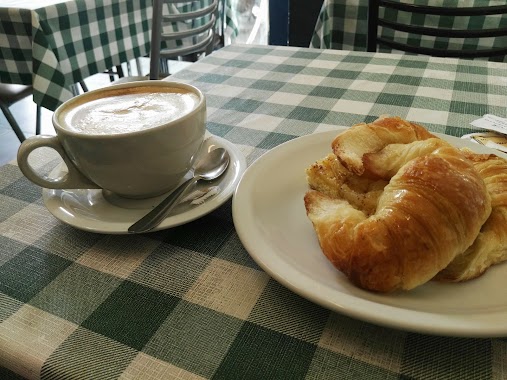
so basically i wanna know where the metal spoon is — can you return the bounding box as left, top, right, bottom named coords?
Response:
left=128, top=148, right=230, bottom=234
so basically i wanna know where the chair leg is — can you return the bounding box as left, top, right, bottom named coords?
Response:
left=115, top=65, right=125, bottom=78
left=70, top=83, right=81, bottom=96
left=79, top=81, right=89, bottom=93
left=35, top=105, right=41, bottom=135
left=135, top=58, right=143, bottom=76
left=367, top=0, right=380, bottom=52
left=126, top=61, right=132, bottom=76
left=0, top=103, right=26, bottom=142
left=160, top=58, right=170, bottom=76
left=107, top=68, right=116, bottom=82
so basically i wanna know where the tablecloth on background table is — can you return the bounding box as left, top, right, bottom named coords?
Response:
left=311, top=0, right=507, bottom=63
left=0, top=0, right=239, bottom=111
left=1, top=44, right=507, bottom=379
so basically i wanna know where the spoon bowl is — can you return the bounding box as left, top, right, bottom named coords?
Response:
left=195, top=148, right=230, bottom=181
left=128, top=147, right=230, bottom=233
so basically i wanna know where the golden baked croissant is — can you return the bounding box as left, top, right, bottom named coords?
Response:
left=305, top=145, right=491, bottom=292
left=436, top=152, right=507, bottom=282
left=332, top=116, right=435, bottom=176
left=305, top=153, right=387, bottom=216
left=305, top=117, right=493, bottom=292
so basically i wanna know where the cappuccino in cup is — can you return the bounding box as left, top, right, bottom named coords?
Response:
left=61, top=86, right=200, bottom=135
left=17, top=81, right=206, bottom=199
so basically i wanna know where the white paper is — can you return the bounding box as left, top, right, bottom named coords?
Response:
left=470, top=114, right=507, bottom=135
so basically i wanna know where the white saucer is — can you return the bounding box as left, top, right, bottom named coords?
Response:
left=42, top=135, right=246, bottom=234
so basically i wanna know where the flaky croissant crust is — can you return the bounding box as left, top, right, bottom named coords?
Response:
left=436, top=151, right=507, bottom=282
left=305, top=117, right=493, bottom=292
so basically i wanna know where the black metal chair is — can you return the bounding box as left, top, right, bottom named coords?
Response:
left=116, top=0, right=219, bottom=83
left=0, top=84, right=41, bottom=142
left=367, top=0, right=507, bottom=59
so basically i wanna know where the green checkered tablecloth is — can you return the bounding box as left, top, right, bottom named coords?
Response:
left=0, top=0, right=239, bottom=112
left=1, top=44, right=507, bottom=379
left=311, top=0, right=507, bottom=63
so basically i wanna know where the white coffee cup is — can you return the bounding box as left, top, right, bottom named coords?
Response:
left=17, top=80, right=206, bottom=199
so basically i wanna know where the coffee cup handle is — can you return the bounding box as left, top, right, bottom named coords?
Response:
left=17, top=135, right=100, bottom=189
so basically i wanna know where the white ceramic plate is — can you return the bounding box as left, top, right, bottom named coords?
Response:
left=232, top=129, right=507, bottom=337
left=43, top=135, right=246, bottom=234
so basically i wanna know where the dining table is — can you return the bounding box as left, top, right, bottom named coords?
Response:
left=311, top=0, right=507, bottom=63
left=0, top=0, right=239, bottom=112
left=1, top=43, right=507, bottom=379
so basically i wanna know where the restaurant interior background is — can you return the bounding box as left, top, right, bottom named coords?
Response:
left=0, top=0, right=323, bottom=166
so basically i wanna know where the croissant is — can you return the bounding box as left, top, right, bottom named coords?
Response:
left=305, top=118, right=493, bottom=292
left=305, top=153, right=387, bottom=216
left=436, top=152, right=507, bottom=282
left=332, top=116, right=435, bottom=176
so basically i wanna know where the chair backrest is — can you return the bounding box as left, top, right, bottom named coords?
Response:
left=367, top=0, right=507, bottom=59
left=150, top=0, right=218, bottom=79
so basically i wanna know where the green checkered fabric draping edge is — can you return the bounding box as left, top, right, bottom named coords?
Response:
left=1, top=44, right=506, bottom=379
left=222, top=0, right=240, bottom=43
left=36, top=0, right=153, bottom=110
left=0, top=8, right=33, bottom=85
left=312, top=1, right=368, bottom=52
left=0, top=0, right=239, bottom=111
left=0, top=0, right=153, bottom=110
left=312, top=0, right=507, bottom=63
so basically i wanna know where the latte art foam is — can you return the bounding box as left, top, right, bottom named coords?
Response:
left=62, top=88, right=200, bottom=135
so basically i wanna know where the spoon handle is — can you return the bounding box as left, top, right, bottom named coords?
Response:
left=128, top=176, right=198, bottom=234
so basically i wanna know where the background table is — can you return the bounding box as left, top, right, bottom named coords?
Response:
left=311, top=0, right=507, bottom=63
left=0, top=0, right=239, bottom=111
left=1, top=44, right=507, bottom=379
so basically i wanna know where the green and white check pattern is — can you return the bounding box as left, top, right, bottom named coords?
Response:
left=0, top=0, right=239, bottom=112
left=312, top=0, right=507, bottom=63
left=1, top=44, right=507, bottom=379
